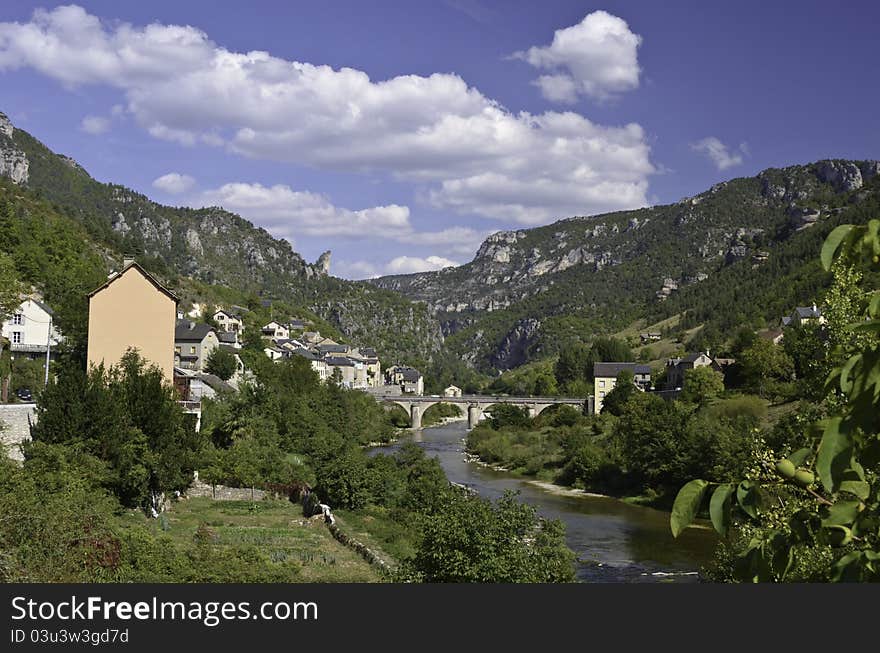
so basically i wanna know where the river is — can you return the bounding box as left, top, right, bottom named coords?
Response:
left=370, top=420, right=718, bottom=583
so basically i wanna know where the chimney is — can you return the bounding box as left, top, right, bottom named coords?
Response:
left=189, top=321, right=196, bottom=330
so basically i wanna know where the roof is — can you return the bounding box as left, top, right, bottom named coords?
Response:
left=399, top=368, right=422, bottom=382
left=30, top=299, right=55, bottom=316
left=87, top=261, right=179, bottom=303
left=782, top=316, right=793, bottom=326
left=175, top=320, right=215, bottom=342
left=219, top=344, right=240, bottom=355
left=197, top=373, right=234, bottom=394
left=217, top=331, right=237, bottom=344
left=292, top=348, right=318, bottom=361
left=795, top=306, right=821, bottom=318
left=593, top=362, right=652, bottom=378
left=262, top=321, right=285, bottom=330
left=214, top=309, right=242, bottom=320
left=318, top=343, right=348, bottom=353
left=359, top=347, right=377, bottom=358
left=325, top=356, right=355, bottom=367
left=682, top=352, right=712, bottom=363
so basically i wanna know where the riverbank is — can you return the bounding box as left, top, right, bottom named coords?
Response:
left=395, top=421, right=717, bottom=581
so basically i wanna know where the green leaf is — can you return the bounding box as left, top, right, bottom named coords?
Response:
left=838, top=354, right=860, bottom=394
left=736, top=480, right=759, bottom=520
left=830, top=551, right=862, bottom=582
left=816, top=417, right=852, bottom=493
left=839, top=465, right=870, bottom=500
left=847, top=319, right=880, bottom=334
left=821, top=500, right=861, bottom=527
left=786, top=448, right=812, bottom=467
left=821, top=225, right=853, bottom=270
left=868, top=292, right=880, bottom=319
left=671, top=479, right=709, bottom=538
left=709, top=483, right=735, bottom=537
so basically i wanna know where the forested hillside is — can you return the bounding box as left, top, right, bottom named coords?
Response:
left=373, top=160, right=880, bottom=370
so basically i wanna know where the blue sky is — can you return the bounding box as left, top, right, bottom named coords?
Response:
left=1, top=1, right=878, bottom=278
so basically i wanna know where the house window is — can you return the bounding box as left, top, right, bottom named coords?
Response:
left=599, top=391, right=605, bottom=398
left=12, top=314, right=23, bottom=325
left=190, top=346, right=196, bottom=354
left=12, top=331, right=22, bottom=344
left=599, top=380, right=605, bottom=387
left=175, top=346, right=181, bottom=354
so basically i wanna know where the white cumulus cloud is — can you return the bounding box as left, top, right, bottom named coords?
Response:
left=386, top=255, right=459, bottom=275
left=690, top=137, right=748, bottom=171
left=0, top=5, right=654, bottom=224
left=194, top=182, right=411, bottom=240
left=513, top=11, right=642, bottom=103
left=79, top=115, right=110, bottom=134
left=152, top=172, right=195, bottom=194
left=334, top=255, right=463, bottom=280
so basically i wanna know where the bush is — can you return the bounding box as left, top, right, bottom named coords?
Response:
left=703, top=395, right=767, bottom=424
left=487, top=404, right=532, bottom=429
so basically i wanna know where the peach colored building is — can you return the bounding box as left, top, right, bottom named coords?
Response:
left=87, top=261, right=178, bottom=381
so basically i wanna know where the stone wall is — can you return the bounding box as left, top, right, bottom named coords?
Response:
left=0, top=404, right=35, bottom=462
left=328, top=523, right=394, bottom=578
left=186, top=475, right=267, bottom=501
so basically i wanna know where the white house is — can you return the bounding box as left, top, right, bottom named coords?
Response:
left=1, top=298, right=63, bottom=360
left=261, top=321, right=290, bottom=340
left=444, top=385, right=462, bottom=398
left=214, top=309, right=245, bottom=334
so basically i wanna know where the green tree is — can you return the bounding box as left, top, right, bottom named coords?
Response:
left=408, top=490, right=575, bottom=582
left=600, top=369, right=638, bottom=416
left=737, top=338, right=795, bottom=400
left=29, top=350, right=204, bottom=510
left=205, top=346, right=237, bottom=381
left=671, top=221, right=880, bottom=582
left=554, top=343, right=589, bottom=390
left=613, top=392, right=692, bottom=493
left=488, top=404, right=531, bottom=429
left=0, top=252, right=23, bottom=321
left=680, top=365, right=725, bottom=405
left=201, top=303, right=219, bottom=330
left=782, top=322, right=826, bottom=398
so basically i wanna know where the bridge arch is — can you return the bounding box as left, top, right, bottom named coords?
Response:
left=381, top=400, right=414, bottom=427
left=422, top=402, right=463, bottom=427
left=381, top=399, right=442, bottom=429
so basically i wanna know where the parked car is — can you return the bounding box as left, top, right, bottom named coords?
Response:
left=15, top=388, right=33, bottom=402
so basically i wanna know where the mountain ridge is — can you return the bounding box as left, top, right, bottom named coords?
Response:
left=0, top=110, right=443, bottom=365
left=371, top=158, right=880, bottom=370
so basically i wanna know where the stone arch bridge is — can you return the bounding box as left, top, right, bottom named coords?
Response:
left=377, top=394, right=587, bottom=429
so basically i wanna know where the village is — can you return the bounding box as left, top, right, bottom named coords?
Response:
left=1, top=258, right=828, bottom=430
left=0, top=260, right=436, bottom=421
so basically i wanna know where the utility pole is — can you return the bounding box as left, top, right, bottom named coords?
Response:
left=44, top=315, right=51, bottom=387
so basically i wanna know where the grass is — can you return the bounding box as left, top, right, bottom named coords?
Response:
left=332, top=506, right=417, bottom=567
left=128, top=497, right=384, bottom=582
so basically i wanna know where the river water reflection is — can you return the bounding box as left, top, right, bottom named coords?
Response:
left=370, top=420, right=718, bottom=583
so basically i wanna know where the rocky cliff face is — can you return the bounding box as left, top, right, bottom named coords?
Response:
left=0, top=113, right=330, bottom=290
left=0, top=113, right=29, bottom=184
